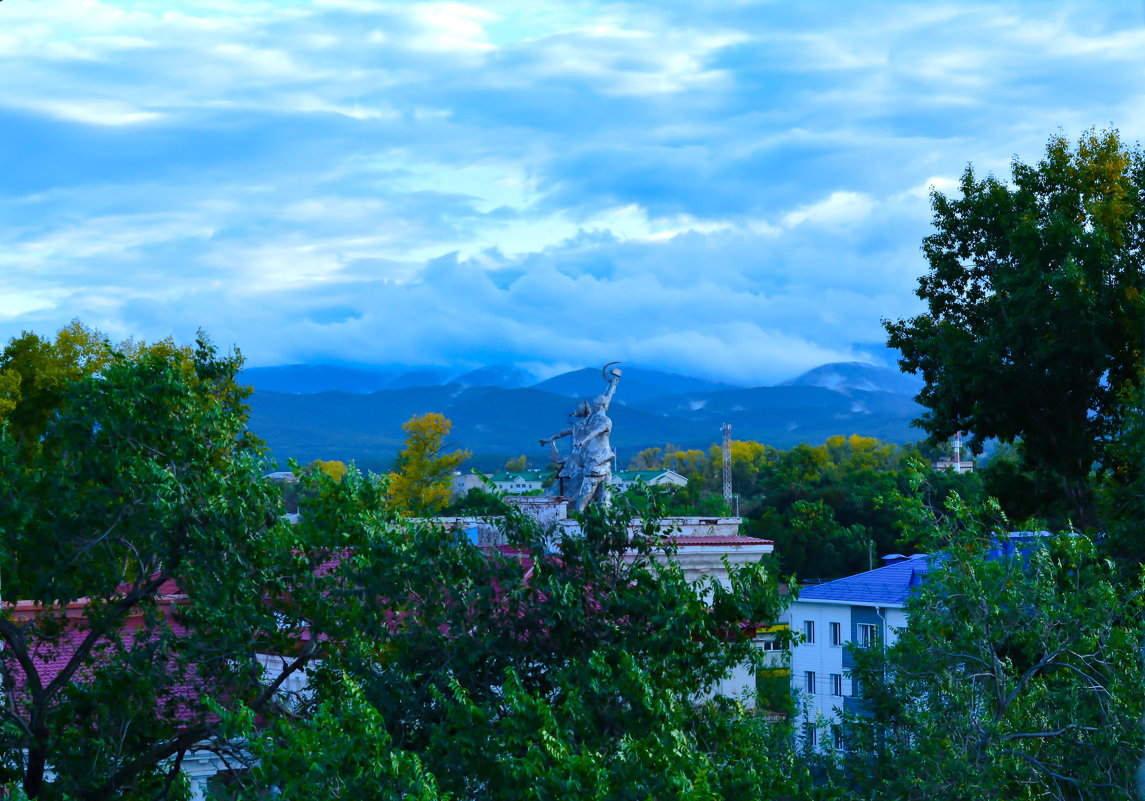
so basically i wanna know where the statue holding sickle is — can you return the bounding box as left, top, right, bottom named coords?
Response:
left=540, top=363, right=622, bottom=511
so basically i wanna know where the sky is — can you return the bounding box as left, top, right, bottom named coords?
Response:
left=3, top=0, right=1145, bottom=384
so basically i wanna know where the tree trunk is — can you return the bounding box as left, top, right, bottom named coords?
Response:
left=24, top=739, right=46, bottom=798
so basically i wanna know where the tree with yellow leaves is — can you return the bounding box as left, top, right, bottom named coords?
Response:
left=0, top=319, right=196, bottom=453
left=389, top=412, right=471, bottom=516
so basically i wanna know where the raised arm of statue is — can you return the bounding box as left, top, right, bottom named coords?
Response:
left=594, top=363, right=622, bottom=413
left=540, top=428, right=572, bottom=447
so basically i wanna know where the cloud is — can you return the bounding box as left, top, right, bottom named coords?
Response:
left=3, top=1, right=1144, bottom=385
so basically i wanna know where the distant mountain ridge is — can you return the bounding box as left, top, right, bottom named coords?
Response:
left=244, top=361, right=926, bottom=470
left=782, top=361, right=923, bottom=396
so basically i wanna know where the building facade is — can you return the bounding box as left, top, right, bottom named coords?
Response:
left=784, top=554, right=930, bottom=750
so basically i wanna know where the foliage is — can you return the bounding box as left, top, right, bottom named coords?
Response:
left=0, top=320, right=193, bottom=454
left=745, top=436, right=982, bottom=579
left=838, top=509, right=1145, bottom=800
left=629, top=434, right=983, bottom=579
left=0, top=335, right=320, bottom=799
left=233, top=474, right=812, bottom=800
left=885, top=130, right=1145, bottom=525
left=976, top=443, right=1073, bottom=528
left=503, top=454, right=530, bottom=472
left=389, top=412, right=472, bottom=516
left=308, top=458, right=348, bottom=482
left=443, top=485, right=508, bottom=516
left=1094, top=383, right=1145, bottom=571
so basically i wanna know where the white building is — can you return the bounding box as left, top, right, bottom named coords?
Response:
left=610, top=468, right=689, bottom=492
left=785, top=554, right=930, bottom=750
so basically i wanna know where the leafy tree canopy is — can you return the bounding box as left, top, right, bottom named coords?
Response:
left=885, top=129, right=1145, bottom=525
left=0, top=334, right=320, bottom=799
left=0, top=319, right=195, bottom=452
left=227, top=469, right=810, bottom=800
left=838, top=502, right=1144, bottom=800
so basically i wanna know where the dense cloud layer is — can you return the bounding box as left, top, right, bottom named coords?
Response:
left=3, top=1, right=1143, bottom=383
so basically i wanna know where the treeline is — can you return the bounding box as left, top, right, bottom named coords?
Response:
left=0, top=327, right=1138, bottom=799
left=626, top=435, right=985, bottom=580
left=0, top=327, right=809, bottom=799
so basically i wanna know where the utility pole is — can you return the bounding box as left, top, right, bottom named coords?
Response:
left=721, top=423, right=733, bottom=510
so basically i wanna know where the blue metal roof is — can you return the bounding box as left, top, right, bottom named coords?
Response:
left=795, top=532, right=1056, bottom=608
left=798, top=554, right=931, bottom=607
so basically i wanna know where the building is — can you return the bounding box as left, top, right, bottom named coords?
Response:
left=450, top=470, right=488, bottom=497
left=451, top=467, right=690, bottom=498
left=932, top=455, right=974, bottom=473
left=785, top=532, right=1051, bottom=750
left=610, top=468, right=689, bottom=492
left=785, top=554, right=930, bottom=750
left=487, top=469, right=548, bottom=494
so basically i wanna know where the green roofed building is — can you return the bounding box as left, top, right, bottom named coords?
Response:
left=611, top=469, right=688, bottom=493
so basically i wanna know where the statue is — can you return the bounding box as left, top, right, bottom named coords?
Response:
left=540, top=363, right=622, bottom=512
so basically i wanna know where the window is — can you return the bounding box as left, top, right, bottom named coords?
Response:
left=803, top=620, right=815, bottom=643
left=858, top=623, right=879, bottom=648
left=759, top=637, right=782, bottom=651
left=834, top=731, right=846, bottom=750
left=829, top=621, right=842, bottom=646
left=831, top=673, right=843, bottom=696
left=807, top=725, right=817, bottom=748
left=852, top=676, right=862, bottom=697
left=805, top=670, right=816, bottom=694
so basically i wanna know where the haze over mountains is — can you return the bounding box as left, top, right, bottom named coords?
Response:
left=243, top=362, right=925, bottom=472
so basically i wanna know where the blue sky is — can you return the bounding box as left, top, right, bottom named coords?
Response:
left=3, top=1, right=1144, bottom=383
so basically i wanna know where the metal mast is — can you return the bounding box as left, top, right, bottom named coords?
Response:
left=721, top=423, right=733, bottom=507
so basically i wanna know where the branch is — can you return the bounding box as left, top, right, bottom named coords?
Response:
left=1002, top=724, right=1097, bottom=741
left=42, top=571, right=171, bottom=703
left=249, top=636, right=319, bottom=713
left=999, top=748, right=1079, bottom=786
left=0, top=615, right=44, bottom=703
left=91, top=725, right=213, bottom=801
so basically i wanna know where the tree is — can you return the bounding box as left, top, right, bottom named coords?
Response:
left=389, top=413, right=471, bottom=516
left=0, top=320, right=197, bottom=454
left=308, top=458, right=348, bottom=482
left=231, top=481, right=811, bottom=800
left=0, top=320, right=116, bottom=449
left=0, top=335, right=322, bottom=799
left=742, top=437, right=981, bottom=580
left=503, top=454, right=530, bottom=473
left=838, top=510, right=1144, bottom=800
left=885, top=130, right=1145, bottom=527
left=1094, top=383, right=1145, bottom=571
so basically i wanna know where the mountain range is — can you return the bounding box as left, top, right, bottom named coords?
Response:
left=242, top=362, right=925, bottom=472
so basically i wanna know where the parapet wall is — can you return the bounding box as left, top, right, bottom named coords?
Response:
left=431, top=499, right=755, bottom=550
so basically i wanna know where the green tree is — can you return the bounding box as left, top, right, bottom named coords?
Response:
left=1094, top=383, right=1145, bottom=571
left=885, top=130, right=1145, bottom=526
left=743, top=437, right=981, bottom=580
left=0, top=336, right=322, bottom=799
left=389, top=412, right=471, bottom=516
left=233, top=482, right=810, bottom=800
left=839, top=511, right=1144, bottom=800
left=0, top=320, right=196, bottom=454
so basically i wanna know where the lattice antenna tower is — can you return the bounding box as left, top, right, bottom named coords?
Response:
left=721, top=423, right=733, bottom=507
